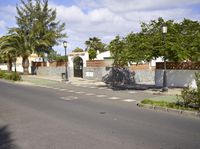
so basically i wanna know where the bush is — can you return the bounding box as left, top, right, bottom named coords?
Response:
left=0, top=70, right=6, bottom=78
left=177, top=72, right=200, bottom=110
left=0, top=70, right=21, bottom=81
left=10, top=72, right=21, bottom=81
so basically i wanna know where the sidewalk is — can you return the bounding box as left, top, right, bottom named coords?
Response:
left=22, top=75, right=106, bottom=86
left=21, top=75, right=182, bottom=95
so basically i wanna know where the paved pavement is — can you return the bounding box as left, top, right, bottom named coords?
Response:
left=0, top=77, right=200, bottom=149
left=21, top=75, right=182, bottom=95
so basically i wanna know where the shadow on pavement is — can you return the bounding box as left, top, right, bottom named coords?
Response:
left=102, top=67, right=157, bottom=91
left=108, top=83, right=156, bottom=91
left=0, top=125, right=18, bottom=149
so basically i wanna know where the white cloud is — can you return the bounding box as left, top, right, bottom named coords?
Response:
left=1, top=1, right=200, bottom=53
left=50, top=1, right=200, bottom=52
left=0, top=20, right=6, bottom=29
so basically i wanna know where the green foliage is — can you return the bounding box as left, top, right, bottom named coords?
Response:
left=141, top=99, right=177, bottom=108
left=179, top=87, right=198, bottom=107
left=0, top=70, right=6, bottom=78
left=88, top=49, right=97, bottom=60
left=12, top=0, right=66, bottom=55
left=85, top=37, right=106, bottom=59
left=0, top=70, right=21, bottom=81
left=47, top=49, right=67, bottom=62
left=108, top=36, right=127, bottom=67
left=177, top=72, right=200, bottom=110
left=3, top=0, right=67, bottom=74
left=108, top=17, right=200, bottom=66
left=73, top=47, right=84, bottom=52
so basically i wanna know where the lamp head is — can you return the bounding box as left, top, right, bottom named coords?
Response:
left=162, top=25, right=167, bottom=34
left=63, top=41, right=67, bottom=48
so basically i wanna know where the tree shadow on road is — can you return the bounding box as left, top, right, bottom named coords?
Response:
left=0, top=125, right=18, bottom=149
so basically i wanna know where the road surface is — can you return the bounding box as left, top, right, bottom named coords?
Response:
left=0, top=80, right=200, bottom=149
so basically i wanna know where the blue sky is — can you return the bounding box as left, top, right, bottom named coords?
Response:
left=0, top=0, right=200, bottom=55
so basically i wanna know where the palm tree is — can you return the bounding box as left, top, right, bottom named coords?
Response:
left=85, top=37, right=106, bottom=52
left=8, top=0, right=66, bottom=74
left=0, top=35, right=18, bottom=72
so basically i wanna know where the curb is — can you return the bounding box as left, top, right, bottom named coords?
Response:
left=137, top=102, right=200, bottom=119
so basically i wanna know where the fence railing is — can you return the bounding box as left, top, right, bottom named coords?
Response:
left=32, top=61, right=66, bottom=67
left=156, top=62, right=200, bottom=70
left=86, top=60, right=106, bottom=67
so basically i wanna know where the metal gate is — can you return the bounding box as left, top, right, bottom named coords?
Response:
left=73, top=57, right=83, bottom=78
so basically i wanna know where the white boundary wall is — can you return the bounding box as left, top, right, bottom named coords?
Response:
left=155, top=70, right=200, bottom=87
left=0, top=63, right=31, bottom=73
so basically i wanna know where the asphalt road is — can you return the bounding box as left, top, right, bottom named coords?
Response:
left=0, top=80, right=200, bottom=149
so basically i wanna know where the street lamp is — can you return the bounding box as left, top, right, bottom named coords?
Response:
left=162, top=25, right=168, bottom=92
left=63, top=41, right=68, bottom=81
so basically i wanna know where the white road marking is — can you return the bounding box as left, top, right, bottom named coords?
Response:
left=68, top=90, right=75, bottom=92
left=89, top=86, right=97, bottom=89
left=108, top=97, right=120, bottom=100
left=128, top=91, right=137, bottom=94
left=86, top=93, right=95, bottom=96
left=75, top=91, right=85, bottom=94
left=82, top=86, right=88, bottom=88
left=60, top=96, right=78, bottom=101
left=42, top=86, right=52, bottom=89
left=96, top=95, right=107, bottom=98
left=123, top=99, right=136, bottom=102
left=59, top=89, right=67, bottom=91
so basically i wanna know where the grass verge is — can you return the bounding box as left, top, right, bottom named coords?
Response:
left=141, top=99, right=195, bottom=111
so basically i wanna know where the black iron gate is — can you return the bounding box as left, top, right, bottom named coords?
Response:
left=73, top=57, right=83, bottom=78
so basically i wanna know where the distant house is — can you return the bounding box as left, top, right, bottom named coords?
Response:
left=0, top=53, right=42, bottom=73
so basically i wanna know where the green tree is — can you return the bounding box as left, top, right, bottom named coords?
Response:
left=140, top=17, right=200, bottom=61
left=0, top=35, right=19, bottom=71
left=88, top=49, right=97, bottom=60
left=85, top=37, right=106, bottom=53
left=9, top=0, right=66, bottom=74
left=108, top=36, right=127, bottom=67
left=47, top=49, right=67, bottom=62
left=73, top=47, right=84, bottom=52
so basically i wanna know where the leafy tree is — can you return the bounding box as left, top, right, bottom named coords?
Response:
left=108, top=36, right=127, bottom=67
left=179, top=19, right=200, bottom=61
left=9, top=0, right=66, bottom=74
left=140, top=17, right=200, bottom=61
left=47, top=49, right=67, bottom=62
left=88, top=49, right=97, bottom=60
left=73, top=47, right=84, bottom=52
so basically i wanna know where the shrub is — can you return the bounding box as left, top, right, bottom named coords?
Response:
left=0, top=70, right=6, bottom=78
left=0, top=70, right=21, bottom=81
left=177, top=72, right=200, bottom=110
left=11, top=72, right=21, bottom=81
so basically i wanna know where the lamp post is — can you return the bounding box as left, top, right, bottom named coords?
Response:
left=14, top=51, right=17, bottom=72
left=162, top=25, right=168, bottom=92
left=63, top=41, right=68, bottom=81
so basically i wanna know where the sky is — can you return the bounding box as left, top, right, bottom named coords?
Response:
left=0, top=0, right=200, bottom=55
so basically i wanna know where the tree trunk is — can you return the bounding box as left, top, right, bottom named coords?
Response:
left=7, top=58, right=12, bottom=72
left=22, top=56, right=29, bottom=75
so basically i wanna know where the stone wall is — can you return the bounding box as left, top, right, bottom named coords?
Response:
left=155, top=62, right=200, bottom=87
left=155, top=70, right=200, bottom=87
left=36, top=66, right=65, bottom=77
left=134, top=70, right=155, bottom=83
left=83, top=67, right=110, bottom=81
